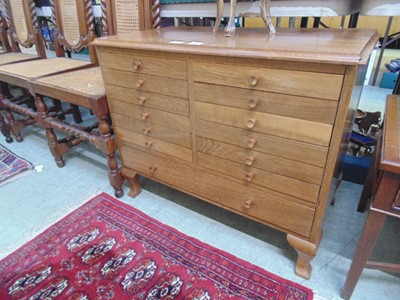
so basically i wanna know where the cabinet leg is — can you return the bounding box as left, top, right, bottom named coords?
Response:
left=122, top=168, right=141, bottom=197
left=287, top=234, right=318, bottom=279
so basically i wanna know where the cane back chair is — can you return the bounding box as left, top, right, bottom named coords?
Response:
left=0, top=0, right=100, bottom=144
left=0, top=15, right=11, bottom=53
left=15, top=0, right=155, bottom=198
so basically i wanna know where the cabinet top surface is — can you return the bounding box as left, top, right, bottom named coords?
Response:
left=93, top=27, right=378, bottom=64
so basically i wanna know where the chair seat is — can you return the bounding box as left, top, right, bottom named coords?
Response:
left=0, top=52, right=39, bottom=65
left=34, top=67, right=105, bottom=97
left=0, top=57, right=92, bottom=80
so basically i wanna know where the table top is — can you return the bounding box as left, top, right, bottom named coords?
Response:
left=381, top=95, right=400, bottom=174
left=93, top=27, right=379, bottom=65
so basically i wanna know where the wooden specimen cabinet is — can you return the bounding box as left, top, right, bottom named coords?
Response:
left=94, top=27, right=378, bottom=279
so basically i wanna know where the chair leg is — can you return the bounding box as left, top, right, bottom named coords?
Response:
left=70, top=104, right=82, bottom=124
left=5, top=108, right=23, bottom=142
left=0, top=110, right=13, bottom=143
left=45, top=127, right=66, bottom=168
left=98, top=115, right=124, bottom=198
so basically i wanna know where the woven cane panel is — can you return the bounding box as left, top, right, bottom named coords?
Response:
left=0, top=52, right=38, bottom=65
left=59, top=0, right=81, bottom=46
left=0, top=57, right=91, bottom=78
left=9, top=0, right=29, bottom=42
left=36, top=67, right=105, bottom=96
left=115, top=0, right=140, bottom=34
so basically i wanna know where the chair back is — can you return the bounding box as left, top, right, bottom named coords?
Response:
left=51, top=0, right=96, bottom=62
left=4, top=0, right=46, bottom=57
left=0, top=15, right=11, bottom=52
left=101, top=0, right=156, bottom=36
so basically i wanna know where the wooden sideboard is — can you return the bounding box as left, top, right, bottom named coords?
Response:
left=94, top=27, right=378, bottom=279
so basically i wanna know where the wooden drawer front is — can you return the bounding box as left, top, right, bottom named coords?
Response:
left=106, top=85, right=189, bottom=116
left=196, top=120, right=328, bottom=167
left=102, top=69, right=187, bottom=99
left=192, top=62, right=343, bottom=101
left=98, top=50, right=187, bottom=79
left=120, top=145, right=315, bottom=237
left=109, top=100, right=191, bottom=133
left=194, top=83, right=337, bottom=124
left=195, top=102, right=332, bottom=146
left=197, top=137, right=324, bottom=185
left=117, top=129, right=192, bottom=162
left=198, top=152, right=319, bottom=204
left=112, top=114, right=192, bottom=148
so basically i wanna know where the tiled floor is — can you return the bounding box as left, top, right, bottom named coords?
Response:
left=1, top=52, right=400, bottom=299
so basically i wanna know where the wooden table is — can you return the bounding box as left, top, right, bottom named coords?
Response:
left=342, top=94, right=400, bottom=299
left=94, top=27, right=378, bottom=279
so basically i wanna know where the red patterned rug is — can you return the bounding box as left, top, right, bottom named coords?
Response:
left=0, top=144, right=34, bottom=186
left=0, top=193, right=313, bottom=299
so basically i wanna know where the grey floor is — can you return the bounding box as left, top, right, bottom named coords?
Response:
left=1, top=63, right=400, bottom=299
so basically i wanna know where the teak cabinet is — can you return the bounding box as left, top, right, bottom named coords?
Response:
left=94, top=27, right=378, bottom=279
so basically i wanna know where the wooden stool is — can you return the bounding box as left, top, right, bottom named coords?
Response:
left=341, top=94, right=400, bottom=299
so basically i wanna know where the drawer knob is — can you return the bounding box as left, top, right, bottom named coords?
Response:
left=245, top=156, right=255, bottom=166
left=133, top=60, right=142, bottom=70
left=149, top=165, right=157, bottom=172
left=136, top=79, right=144, bottom=88
left=247, top=138, right=257, bottom=149
left=246, top=118, right=256, bottom=129
left=139, top=96, right=147, bottom=105
left=248, top=98, right=258, bottom=109
left=145, top=140, right=153, bottom=147
left=141, top=112, right=149, bottom=120
left=244, top=200, right=253, bottom=209
left=143, top=126, right=152, bottom=135
left=248, top=76, right=258, bottom=86
left=244, top=172, right=254, bottom=182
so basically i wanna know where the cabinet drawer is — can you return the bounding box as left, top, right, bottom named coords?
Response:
left=192, top=62, right=343, bottom=101
left=196, top=120, right=328, bottom=167
left=194, top=83, right=337, bottom=124
left=195, top=102, right=332, bottom=146
left=120, top=145, right=315, bottom=237
left=112, top=114, right=192, bottom=148
left=197, top=137, right=324, bottom=185
left=197, top=152, right=319, bottom=204
left=106, top=85, right=189, bottom=116
left=117, top=130, right=192, bottom=162
left=103, top=69, right=188, bottom=99
left=109, top=100, right=191, bottom=133
left=98, top=50, right=187, bottom=79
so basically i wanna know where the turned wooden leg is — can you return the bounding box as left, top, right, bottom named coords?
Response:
left=0, top=111, right=13, bottom=143
left=46, top=127, right=65, bottom=167
left=98, top=115, right=124, bottom=198
left=213, top=0, right=224, bottom=32
left=287, top=234, right=319, bottom=279
left=70, top=104, right=82, bottom=124
left=341, top=211, right=386, bottom=299
left=122, top=168, right=141, bottom=198
left=5, top=108, right=23, bottom=142
left=260, top=0, right=276, bottom=34
left=224, top=0, right=237, bottom=37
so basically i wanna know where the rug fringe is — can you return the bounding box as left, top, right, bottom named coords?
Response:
left=0, top=188, right=103, bottom=260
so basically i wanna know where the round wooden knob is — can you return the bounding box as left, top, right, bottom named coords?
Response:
left=244, top=172, right=254, bottom=182
left=139, top=96, right=147, bottom=105
left=247, top=138, right=256, bottom=149
left=248, top=76, right=258, bottom=86
left=248, top=98, right=258, bottom=109
left=145, top=140, right=153, bottom=147
left=143, top=126, right=152, bottom=135
left=136, top=79, right=144, bottom=88
left=244, top=200, right=253, bottom=209
left=245, top=156, right=255, bottom=166
left=246, top=118, right=256, bottom=129
left=133, top=60, right=142, bottom=70
left=141, top=112, right=149, bottom=120
left=149, top=165, right=157, bottom=172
